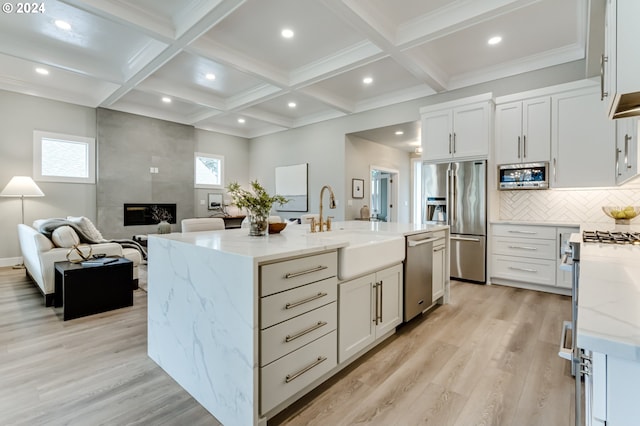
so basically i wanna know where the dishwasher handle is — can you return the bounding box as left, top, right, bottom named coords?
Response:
left=408, top=236, right=444, bottom=247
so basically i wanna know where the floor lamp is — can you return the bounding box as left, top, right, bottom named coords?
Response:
left=1, top=176, right=45, bottom=269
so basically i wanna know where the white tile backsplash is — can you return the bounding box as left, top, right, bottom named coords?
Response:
left=499, top=178, right=640, bottom=223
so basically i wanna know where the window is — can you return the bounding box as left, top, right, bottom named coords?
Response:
left=33, top=130, right=96, bottom=184
left=194, top=152, right=224, bottom=188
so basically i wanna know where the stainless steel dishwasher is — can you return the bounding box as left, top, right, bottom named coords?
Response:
left=404, top=232, right=445, bottom=322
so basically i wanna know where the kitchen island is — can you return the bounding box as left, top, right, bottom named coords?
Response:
left=147, top=221, right=449, bottom=426
left=576, top=224, right=640, bottom=425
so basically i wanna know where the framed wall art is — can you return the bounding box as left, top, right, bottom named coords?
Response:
left=352, top=178, right=364, bottom=199
left=275, top=163, right=308, bottom=211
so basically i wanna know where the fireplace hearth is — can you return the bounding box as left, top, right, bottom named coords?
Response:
left=124, top=203, right=177, bottom=226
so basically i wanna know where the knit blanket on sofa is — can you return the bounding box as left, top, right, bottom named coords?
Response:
left=37, top=217, right=147, bottom=260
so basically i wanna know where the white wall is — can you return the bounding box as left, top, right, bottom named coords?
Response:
left=345, top=135, right=411, bottom=222
left=193, top=129, right=250, bottom=218
left=0, top=91, right=97, bottom=264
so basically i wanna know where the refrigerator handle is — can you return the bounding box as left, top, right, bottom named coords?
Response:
left=446, top=167, right=452, bottom=226
left=452, top=170, right=457, bottom=225
left=447, top=167, right=456, bottom=227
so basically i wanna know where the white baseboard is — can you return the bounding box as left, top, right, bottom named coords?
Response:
left=0, top=257, right=23, bottom=268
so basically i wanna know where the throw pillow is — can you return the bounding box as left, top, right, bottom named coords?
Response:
left=51, top=226, right=81, bottom=248
left=67, top=216, right=105, bottom=242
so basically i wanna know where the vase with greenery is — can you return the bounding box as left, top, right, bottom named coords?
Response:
left=227, top=181, right=288, bottom=236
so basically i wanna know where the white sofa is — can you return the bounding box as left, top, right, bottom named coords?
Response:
left=18, top=223, right=141, bottom=306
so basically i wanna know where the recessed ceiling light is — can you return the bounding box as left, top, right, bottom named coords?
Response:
left=205, top=73, right=216, bottom=80
left=395, top=130, right=404, bottom=135
left=35, top=67, right=49, bottom=75
left=281, top=28, right=294, bottom=39
left=162, top=96, right=172, bottom=103
left=55, top=20, right=71, bottom=31
left=237, top=118, right=246, bottom=124
left=288, top=102, right=297, bottom=108
left=488, top=36, right=502, bottom=45
left=363, top=77, right=373, bottom=85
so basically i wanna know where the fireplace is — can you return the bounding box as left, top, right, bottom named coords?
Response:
left=124, top=203, right=177, bottom=226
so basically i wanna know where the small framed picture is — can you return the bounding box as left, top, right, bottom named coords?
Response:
left=352, top=178, right=364, bottom=199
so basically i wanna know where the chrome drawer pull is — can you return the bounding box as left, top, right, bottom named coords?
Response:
left=284, top=265, right=328, bottom=279
left=507, top=230, right=537, bottom=234
left=508, top=245, right=538, bottom=251
left=285, top=292, right=328, bottom=310
left=285, top=356, right=327, bottom=383
left=508, top=266, right=538, bottom=273
left=285, top=321, right=328, bottom=342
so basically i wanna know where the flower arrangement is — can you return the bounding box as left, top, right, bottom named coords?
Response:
left=227, top=181, right=288, bottom=235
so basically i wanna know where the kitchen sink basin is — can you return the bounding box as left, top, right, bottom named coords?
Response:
left=305, top=230, right=405, bottom=280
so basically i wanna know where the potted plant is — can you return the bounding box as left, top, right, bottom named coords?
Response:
left=226, top=181, right=288, bottom=236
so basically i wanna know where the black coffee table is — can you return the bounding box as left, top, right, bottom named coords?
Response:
left=54, top=258, right=133, bottom=321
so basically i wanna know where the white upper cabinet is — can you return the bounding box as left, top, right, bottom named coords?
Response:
left=421, top=93, right=493, bottom=162
left=495, top=97, right=551, bottom=164
left=615, top=117, right=639, bottom=184
left=551, top=85, right=615, bottom=188
left=603, top=0, right=640, bottom=119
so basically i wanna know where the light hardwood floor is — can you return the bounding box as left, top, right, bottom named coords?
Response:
left=0, top=267, right=575, bottom=425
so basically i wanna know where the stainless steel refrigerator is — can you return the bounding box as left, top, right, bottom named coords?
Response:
left=423, top=160, right=486, bottom=283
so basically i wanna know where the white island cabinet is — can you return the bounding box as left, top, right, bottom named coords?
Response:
left=577, top=233, right=640, bottom=426
left=147, top=221, right=449, bottom=426
left=338, top=264, right=402, bottom=363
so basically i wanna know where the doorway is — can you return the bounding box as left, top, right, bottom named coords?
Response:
left=370, top=165, right=399, bottom=222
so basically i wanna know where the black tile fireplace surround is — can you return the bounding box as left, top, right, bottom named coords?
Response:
left=124, top=203, right=177, bottom=226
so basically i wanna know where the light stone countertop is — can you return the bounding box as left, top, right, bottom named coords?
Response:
left=151, top=220, right=449, bottom=263
left=490, top=219, right=581, bottom=227
left=577, top=223, right=640, bottom=361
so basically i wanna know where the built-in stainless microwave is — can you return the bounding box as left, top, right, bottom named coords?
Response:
left=498, top=162, right=549, bottom=190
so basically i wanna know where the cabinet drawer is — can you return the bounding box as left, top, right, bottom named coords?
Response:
left=261, top=252, right=337, bottom=296
left=491, top=255, right=556, bottom=286
left=261, top=302, right=336, bottom=367
left=261, top=330, right=337, bottom=415
left=492, top=224, right=556, bottom=239
left=261, top=278, right=337, bottom=329
left=492, top=236, right=555, bottom=260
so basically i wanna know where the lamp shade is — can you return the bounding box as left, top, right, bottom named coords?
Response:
left=0, top=176, right=45, bottom=197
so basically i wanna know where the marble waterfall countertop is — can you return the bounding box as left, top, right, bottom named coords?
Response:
left=154, top=220, right=449, bottom=263
left=577, top=223, right=640, bottom=361
left=147, top=220, right=449, bottom=425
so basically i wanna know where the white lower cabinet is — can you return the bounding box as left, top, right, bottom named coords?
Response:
left=259, top=251, right=338, bottom=415
left=432, top=241, right=446, bottom=302
left=338, top=264, right=402, bottom=364
left=490, top=223, right=578, bottom=291
left=261, top=331, right=337, bottom=414
left=588, top=351, right=640, bottom=426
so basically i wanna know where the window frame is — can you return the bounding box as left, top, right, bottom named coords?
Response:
left=33, top=130, right=96, bottom=184
left=194, top=152, right=224, bottom=189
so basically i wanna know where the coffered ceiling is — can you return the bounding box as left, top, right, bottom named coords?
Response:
left=0, top=0, right=592, bottom=140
